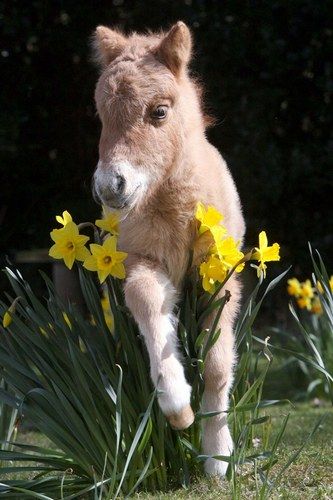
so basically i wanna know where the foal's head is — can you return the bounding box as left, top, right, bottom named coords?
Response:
left=92, top=22, right=204, bottom=211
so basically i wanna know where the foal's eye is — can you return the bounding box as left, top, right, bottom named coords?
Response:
left=151, top=105, right=168, bottom=120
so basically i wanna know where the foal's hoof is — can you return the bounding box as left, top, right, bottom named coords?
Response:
left=204, top=457, right=229, bottom=478
left=166, top=404, right=195, bottom=430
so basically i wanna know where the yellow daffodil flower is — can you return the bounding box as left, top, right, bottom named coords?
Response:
left=330, top=276, right=333, bottom=292
left=83, top=236, right=127, bottom=283
left=49, top=221, right=91, bottom=270
left=199, top=255, right=227, bottom=294
left=297, top=296, right=312, bottom=311
left=300, top=279, right=314, bottom=299
left=194, top=204, right=280, bottom=293
left=194, top=203, right=246, bottom=292
left=311, top=297, right=322, bottom=315
left=2, top=298, right=21, bottom=329
left=195, top=202, right=225, bottom=234
left=209, top=224, right=228, bottom=250
left=287, top=278, right=302, bottom=297
left=2, top=310, right=12, bottom=328
left=56, top=210, right=73, bottom=226
left=252, top=231, right=280, bottom=278
left=192, top=224, right=229, bottom=265
left=95, top=206, right=119, bottom=235
left=288, top=278, right=320, bottom=313
left=215, top=236, right=245, bottom=273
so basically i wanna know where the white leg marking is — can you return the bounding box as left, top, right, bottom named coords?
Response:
left=140, top=313, right=191, bottom=415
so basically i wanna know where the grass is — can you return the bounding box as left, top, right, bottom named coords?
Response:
left=134, top=403, right=333, bottom=499
left=13, top=403, right=332, bottom=499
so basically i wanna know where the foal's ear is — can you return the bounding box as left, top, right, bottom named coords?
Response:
left=155, top=21, right=192, bottom=76
left=92, top=26, right=127, bottom=67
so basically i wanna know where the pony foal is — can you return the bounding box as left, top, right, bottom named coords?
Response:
left=92, top=21, right=245, bottom=477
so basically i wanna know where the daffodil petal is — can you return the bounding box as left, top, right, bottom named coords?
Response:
left=113, top=251, right=128, bottom=263
left=104, top=236, right=117, bottom=253
left=89, top=244, right=105, bottom=258
left=49, top=244, right=64, bottom=259
left=83, top=255, right=98, bottom=271
left=50, top=228, right=63, bottom=243
left=76, top=234, right=90, bottom=246
left=63, top=253, right=75, bottom=270
left=56, top=215, right=64, bottom=225
left=258, top=231, right=268, bottom=249
left=262, top=243, right=280, bottom=262
left=98, top=269, right=110, bottom=284
left=111, top=263, right=126, bottom=279
left=75, top=246, right=91, bottom=262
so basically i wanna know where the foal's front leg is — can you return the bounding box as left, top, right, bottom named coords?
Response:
left=124, top=257, right=194, bottom=430
left=202, top=276, right=241, bottom=477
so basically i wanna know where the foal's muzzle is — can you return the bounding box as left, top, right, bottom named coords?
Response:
left=93, top=169, right=127, bottom=209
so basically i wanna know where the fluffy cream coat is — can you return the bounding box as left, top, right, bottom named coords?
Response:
left=92, top=21, right=245, bottom=477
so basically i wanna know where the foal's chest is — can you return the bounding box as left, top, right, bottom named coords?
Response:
left=120, top=210, right=195, bottom=287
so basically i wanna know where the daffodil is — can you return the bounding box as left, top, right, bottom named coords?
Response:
left=289, top=278, right=318, bottom=313
left=300, top=279, right=314, bottom=299
left=252, top=231, right=280, bottom=278
left=199, top=255, right=227, bottom=294
left=297, top=296, right=312, bottom=311
left=2, top=310, right=12, bottom=328
left=287, top=278, right=302, bottom=297
left=2, top=298, right=21, bottom=329
left=311, top=297, right=322, bottom=315
left=194, top=202, right=246, bottom=291
left=56, top=210, right=73, bottom=226
left=83, top=236, right=127, bottom=283
left=195, top=202, right=225, bottom=235
left=192, top=224, right=229, bottom=265
left=95, top=206, right=119, bottom=235
left=330, top=276, right=333, bottom=292
left=49, top=221, right=90, bottom=270
left=209, top=224, right=229, bottom=251
left=215, top=236, right=245, bottom=273
left=193, top=203, right=228, bottom=264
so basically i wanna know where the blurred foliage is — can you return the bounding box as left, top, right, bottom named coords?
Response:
left=1, top=0, right=332, bottom=275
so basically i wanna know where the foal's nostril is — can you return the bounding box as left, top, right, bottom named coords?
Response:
left=107, top=173, right=125, bottom=197
left=115, top=174, right=125, bottom=193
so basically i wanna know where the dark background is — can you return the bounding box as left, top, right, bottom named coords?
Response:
left=1, top=0, right=332, bottom=305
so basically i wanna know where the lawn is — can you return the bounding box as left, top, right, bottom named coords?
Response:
left=134, top=403, right=333, bottom=499
left=14, top=402, right=332, bottom=499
